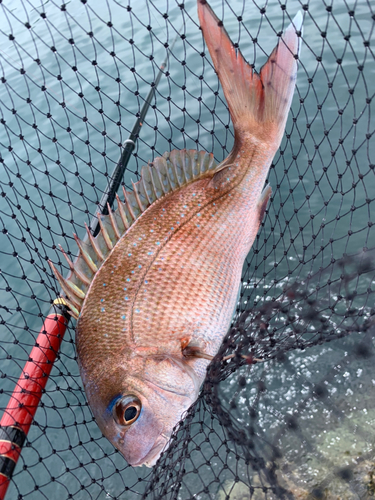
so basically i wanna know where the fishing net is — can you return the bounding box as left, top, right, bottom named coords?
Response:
left=0, top=0, right=374, bottom=498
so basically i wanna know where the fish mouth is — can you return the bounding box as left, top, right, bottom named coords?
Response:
left=131, top=433, right=169, bottom=467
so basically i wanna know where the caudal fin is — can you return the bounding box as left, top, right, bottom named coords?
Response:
left=197, top=0, right=303, bottom=146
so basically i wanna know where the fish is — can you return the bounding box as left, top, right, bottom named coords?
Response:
left=49, top=0, right=302, bottom=467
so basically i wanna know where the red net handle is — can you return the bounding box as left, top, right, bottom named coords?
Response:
left=0, top=308, right=69, bottom=500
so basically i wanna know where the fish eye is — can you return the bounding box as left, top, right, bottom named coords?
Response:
left=113, top=395, right=142, bottom=426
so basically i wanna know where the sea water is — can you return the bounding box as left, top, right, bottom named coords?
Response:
left=0, top=0, right=373, bottom=498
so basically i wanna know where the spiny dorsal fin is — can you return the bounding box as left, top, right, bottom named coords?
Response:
left=49, top=149, right=218, bottom=319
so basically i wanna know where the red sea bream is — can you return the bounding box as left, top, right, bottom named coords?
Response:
left=50, top=0, right=303, bottom=467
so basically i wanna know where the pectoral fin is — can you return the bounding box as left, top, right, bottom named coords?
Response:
left=181, top=338, right=213, bottom=361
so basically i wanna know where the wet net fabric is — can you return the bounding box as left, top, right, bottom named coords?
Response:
left=0, top=0, right=374, bottom=498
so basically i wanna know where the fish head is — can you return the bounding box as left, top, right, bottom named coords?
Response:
left=81, top=354, right=201, bottom=467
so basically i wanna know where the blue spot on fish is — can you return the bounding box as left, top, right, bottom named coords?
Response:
left=101, top=307, right=105, bottom=312
left=138, top=265, right=142, bottom=269
left=103, top=283, right=106, bottom=286
left=100, top=299, right=104, bottom=302
left=128, top=253, right=132, bottom=256
left=106, top=394, right=122, bottom=415
left=122, top=315, right=126, bottom=320
left=125, top=297, right=129, bottom=301
left=126, top=278, right=130, bottom=282
left=156, top=242, right=160, bottom=245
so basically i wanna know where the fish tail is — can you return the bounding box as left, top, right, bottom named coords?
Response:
left=198, top=0, right=303, bottom=146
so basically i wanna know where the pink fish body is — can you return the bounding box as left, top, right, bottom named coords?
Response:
left=50, top=0, right=302, bottom=467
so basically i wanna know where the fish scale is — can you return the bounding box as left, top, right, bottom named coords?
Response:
left=50, top=0, right=303, bottom=467
left=79, top=145, right=265, bottom=364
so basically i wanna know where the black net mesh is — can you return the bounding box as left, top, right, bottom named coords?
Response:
left=0, top=0, right=374, bottom=498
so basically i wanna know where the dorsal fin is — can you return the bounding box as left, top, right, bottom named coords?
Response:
left=49, top=149, right=218, bottom=319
